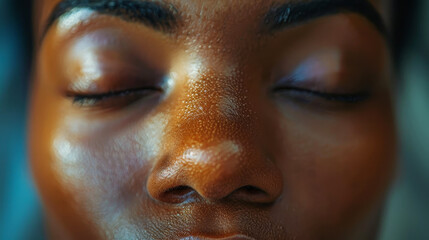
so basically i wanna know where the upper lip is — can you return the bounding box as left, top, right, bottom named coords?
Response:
left=134, top=200, right=287, bottom=239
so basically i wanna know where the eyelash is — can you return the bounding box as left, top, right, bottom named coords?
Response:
left=69, top=87, right=161, bottom=107
left=273, top=86, right=370, bottom=103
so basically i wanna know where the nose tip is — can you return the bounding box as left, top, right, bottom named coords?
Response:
left=147, top=141, right=283, bottom=204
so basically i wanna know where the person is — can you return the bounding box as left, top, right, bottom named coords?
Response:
left=29, top=0, right=396, bottom=239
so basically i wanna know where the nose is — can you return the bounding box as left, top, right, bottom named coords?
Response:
left=148, top=140, right=283, bottom=204
left=147, top=72, right=283, bottom=204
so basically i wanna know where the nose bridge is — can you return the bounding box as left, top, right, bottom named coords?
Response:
left=169, top=68, right=256, bottom=148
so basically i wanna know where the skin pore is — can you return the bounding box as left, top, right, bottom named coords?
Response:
left=30, top=0, right=396, bottom=239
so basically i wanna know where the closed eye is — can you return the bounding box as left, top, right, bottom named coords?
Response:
left=273, top=86, right=370, bottom=103
left=68, top=86, right=162, bottom=108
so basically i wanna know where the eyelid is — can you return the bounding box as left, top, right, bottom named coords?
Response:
left=273, top=86, right=370, bottom=103
left=69, top=86, right=159, bottom=98
left=63, top=30, right=169, bottom=91
left=272, top=49, right=372, bottom=103
left=68, top=86, right=162, bottom=108
left=275, top=50, right=343, bottom=88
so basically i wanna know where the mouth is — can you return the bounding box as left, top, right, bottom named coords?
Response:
left=180, top=235, right=256, bottom=240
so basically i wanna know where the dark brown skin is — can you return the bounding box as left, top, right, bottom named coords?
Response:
left=30, top=0, right=396, bottom=239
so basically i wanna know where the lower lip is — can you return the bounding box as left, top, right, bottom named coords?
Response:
left=181, top=235, right=256, bottom=240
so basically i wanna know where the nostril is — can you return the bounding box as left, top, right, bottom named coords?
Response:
left=159, top=186, right=196, bottom=204
left=240, top=185, right=266, bottom=195
left=165, top=185, right=194, bottom=196
left=231, top=185, right=271, bottom=203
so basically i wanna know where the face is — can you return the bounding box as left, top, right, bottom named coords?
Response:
left=30, top=0, right=396, bottom=239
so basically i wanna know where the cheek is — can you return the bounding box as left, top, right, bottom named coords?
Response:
left=269, top=91, right=396, bottom=236
left=29, top=77, right=167, bottom=234
left=51, top=134, right=145, bottom=211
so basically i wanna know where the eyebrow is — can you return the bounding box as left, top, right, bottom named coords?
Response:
left=264, top=0, right=387, bottom=37
left=43, top=0, right=177, bottom=37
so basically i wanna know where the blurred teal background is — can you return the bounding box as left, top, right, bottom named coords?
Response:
left=0, top=0, right=45, bottom=239
left=0, top=0, right=427, bottom=239
left=380, top=1, right=429, bottom=239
